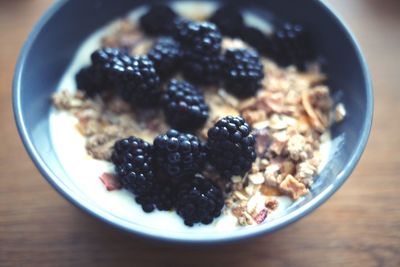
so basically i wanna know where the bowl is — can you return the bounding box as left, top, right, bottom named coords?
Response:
left=13, top=0, right=373, bottom=243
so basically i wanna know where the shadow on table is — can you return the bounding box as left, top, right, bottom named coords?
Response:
left=68, top=207, right=295, bottom=267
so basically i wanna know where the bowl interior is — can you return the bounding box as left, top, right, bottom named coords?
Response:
left=13, top=0, right=372, bottom=242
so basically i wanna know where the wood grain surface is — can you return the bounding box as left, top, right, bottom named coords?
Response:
left=0, top=1, right=399, bottom=266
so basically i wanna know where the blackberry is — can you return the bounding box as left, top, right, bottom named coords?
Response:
left=239, top=26, right=272, bottom=54
left=175, top=176, right=224, bottom=226
left=75, top=66, right=105, bottom=96
left=139, top=4, right=178, bottom=36
left=207, top=116, right=256, bottom=179
left=90, top=48, right=162, bottom=106
left=209, top=5, right=244, bottom=37
left=222, top=48, right=264, bottom=97
left=161, top=80, right=209, bottom=131
left=90, top=47, right=131, bottom=81
left=117, top=55, right=162, bottom=107
left=271, top=22, right=314, bottom=69
left=148, top=37, right=182, bottom=80
left=176, top=21, right=222, bottom=56
left=153, top=130, right=206, bottom=180
left=181, top=52, right=222, bottom=85
left=149, top=179, right=177, bottom=211
left=111, top=137, right=155, bottom=196
left=135, top=178, right=177, bottom=212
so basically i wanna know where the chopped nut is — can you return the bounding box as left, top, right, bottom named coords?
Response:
left=287, top=134, right=307, bottom=161
left=238, top=216, right=247, bottom=226
left=254, top=128, right=271, bottom=156
left=301, top=89, right=326, bottom=132
left=233, top=191, right=248, bottom=201
left=246, top=195, right=259, bottom=214
left=265, top=198, right=279, bottom=210
left=279, top=174, right=308, bottom=200
left=260, top=185, right=281, bottom=196
left=242, top=109, right=267, bottom=125
left=243, top=211, right=256, bottom=225
left=269, top=140, right=287, bottom=156
left=295, top=161, right=318, bottom=186
left=245, top=183, right=256, bottom=196
left=232, top=206, right=245, bottom=217
left=264, top=164, right=281, bottom=187
left=309, top=86, right=333, bottom=112
left=269, top=114, right=289, bottom=130
left=248, top=172, right=265, bottom=185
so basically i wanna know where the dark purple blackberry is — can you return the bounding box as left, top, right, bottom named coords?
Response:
left=181, top=52, right=222, bottom=85
left=75, top=66, right=105, bottom=96
left=139, top=4, right=178, bottom=36
left=117, top=55, right=162, bottom=107
left=161, top=80, right=209, bottom=131
left=149, top=179, right=177, bottom=211
left=148, top=37, right=182, bottom=80
left=209, top=5, right=244, bottom=37
left=175, top=176, right=224, bottom=226
left=89, top=47, right=132, bottom=90
left=135, top=178, right=177, bottom=212
left=111, top=137, right=155, bottom=197
left=207, top=116, right=256, bottom=179
left=222, top=48, right=264, bottom=97
left=175, top=21, right=222, bottom=56
left=239, top=26, right=273, bottom=54
left=271, top=22, right=314, bottom=69
left=153, top=130, right=206, bottom=180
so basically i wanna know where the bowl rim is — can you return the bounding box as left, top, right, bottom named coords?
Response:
left=12, top=0, right=373, bottom=243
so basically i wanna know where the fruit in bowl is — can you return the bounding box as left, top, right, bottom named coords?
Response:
left=13, top=0, right=372, bottom=242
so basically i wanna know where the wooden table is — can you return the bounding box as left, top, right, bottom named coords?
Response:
left=1, top=1, right=399, bottom=266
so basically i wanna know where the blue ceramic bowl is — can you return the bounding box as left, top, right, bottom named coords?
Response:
left=13, top=0, right=373, bottom=243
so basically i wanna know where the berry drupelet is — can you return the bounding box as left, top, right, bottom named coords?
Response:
left=139, top=4, right=178, bottom=36
left=111, top=137, right=155, bottom=197
left=175, top=21, right=222, bottom=56
left=148, top=37, right=182, bottom=80
left=175, top=176, right=224, bottom=226
left=222, top=48, right=264, bottom=98
left=209, top=5, right=244, bottom=38
left=153, top=130, right=206, bottom=180
left=161, top=80, right=209, bottom=131
left=117, top=55, right=162, bottom=107
left=271, top=22, right=314, bottom=69
left=207, top=116, right=257, bottom=179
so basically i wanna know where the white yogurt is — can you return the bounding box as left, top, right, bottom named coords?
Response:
left=50, top=2, right=331, bottom=232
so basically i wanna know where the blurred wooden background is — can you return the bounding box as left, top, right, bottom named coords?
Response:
left=0, top=0, right=399, bottom=266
